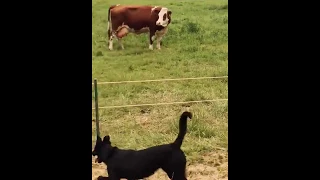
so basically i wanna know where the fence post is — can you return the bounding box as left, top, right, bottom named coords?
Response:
left=94, top=79, right=100, bottom=137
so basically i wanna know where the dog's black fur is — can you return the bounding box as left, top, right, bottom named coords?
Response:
left=92, top=111, right=192, bottom=180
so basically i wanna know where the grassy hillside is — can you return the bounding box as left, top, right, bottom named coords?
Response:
left=92, top=0, right=228, bottom=179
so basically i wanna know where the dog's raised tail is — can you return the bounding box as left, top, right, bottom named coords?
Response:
left=173, top=111, right=192, bottom=148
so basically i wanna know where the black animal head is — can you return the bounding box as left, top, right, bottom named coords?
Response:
left=92, top=135, right=113, bottom=163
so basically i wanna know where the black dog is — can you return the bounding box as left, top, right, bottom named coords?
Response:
left=92, top=111, right=192, bottom=180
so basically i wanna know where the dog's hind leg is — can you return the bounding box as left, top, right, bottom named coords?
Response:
left=107, top=175, right=120, bottom=180
left=108, top=174, right=120, bottom=180
left=163, top=165, right=187, bottom=180
left=164, top=171, right=187, bottom=180
left=171, top=172, right=187, bottom=180
left=171, top=169, right=187, bottom=180
left=107, top=169, right=120, bottom=180
left=162, top=167, right=174, bottom=180
left=97, top=176, right=109, bottom=180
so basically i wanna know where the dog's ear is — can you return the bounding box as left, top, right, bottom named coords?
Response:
left=103, top=135, right=110, bottom=143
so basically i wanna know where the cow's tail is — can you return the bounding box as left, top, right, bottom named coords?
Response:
left=107, top=6, right=113, bottom=39
left=108, top=5, right=118, bottom=39
left=172, top=111, right=192, bottom=148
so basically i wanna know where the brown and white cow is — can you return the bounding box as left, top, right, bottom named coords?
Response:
left=107, top=4, right=172, bottom=50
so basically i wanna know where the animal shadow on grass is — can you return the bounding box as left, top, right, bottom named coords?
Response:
left=92, top=111, right=193, bottom=180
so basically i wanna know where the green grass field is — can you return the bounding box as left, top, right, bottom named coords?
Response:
left=92, top=0, right=228, bottom=179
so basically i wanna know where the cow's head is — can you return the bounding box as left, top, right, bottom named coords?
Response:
left=152, top=7, right=172, bottom=27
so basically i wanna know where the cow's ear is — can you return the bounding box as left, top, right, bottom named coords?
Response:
left=152, top=8, right=160, bottom=14
left=168, top=10, right=172, bottom=16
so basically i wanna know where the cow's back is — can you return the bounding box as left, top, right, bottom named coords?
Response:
left=110, top=5, right=155, bottom=31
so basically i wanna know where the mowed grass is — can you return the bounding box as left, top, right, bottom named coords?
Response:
left=92, top=0, right=228, bottom=174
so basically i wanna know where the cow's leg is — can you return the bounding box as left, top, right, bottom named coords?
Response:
left=116, top=27, right=130, bottom=50
left=156, top=35, right=163, bottom=50
left=149, top=30, right=156, bottom=50
left=108, top=33, right=115, bottom=50
left=155, top=27, right=168, bottom=50
left=117, top=38, right=124, bottom=50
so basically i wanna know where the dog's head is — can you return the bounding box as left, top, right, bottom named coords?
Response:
left=92, top=135, right=113, bottom=163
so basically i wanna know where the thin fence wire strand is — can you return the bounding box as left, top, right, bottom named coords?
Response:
left=91, top=77, right=228, bottom=151
left=92, top=99, right=228, bottom=109
left=92, top=76, right=228, bottom=85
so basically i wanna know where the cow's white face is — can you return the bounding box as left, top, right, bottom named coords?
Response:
left=156, top=8, right=171, bottom=27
